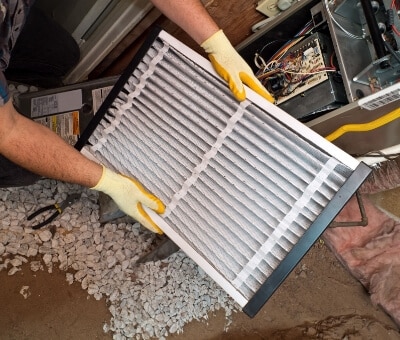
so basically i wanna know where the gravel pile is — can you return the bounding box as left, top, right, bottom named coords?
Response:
left=0, top=179, right=239, bottom=339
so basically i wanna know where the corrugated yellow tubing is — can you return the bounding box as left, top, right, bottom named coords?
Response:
left=325, top=108, right=400, bottom=142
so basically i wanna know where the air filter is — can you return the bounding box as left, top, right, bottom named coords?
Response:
left=76, top=28, right=371, bottom=317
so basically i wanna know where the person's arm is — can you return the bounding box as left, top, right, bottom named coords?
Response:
left=150, top=0, right=274, bottom=103
left=0, top=100, right=165, bottom=233
left=149, top=0, right=219, bottom=44
left=0, top=100, right=102, bottom=187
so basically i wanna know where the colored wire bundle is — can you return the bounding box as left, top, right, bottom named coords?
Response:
left=254, top=21, right=337, bottom=100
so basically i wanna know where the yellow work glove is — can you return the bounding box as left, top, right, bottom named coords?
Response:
left=91, top=166, right=165, bottom=234
left=201, top=30, right=274, bottom=103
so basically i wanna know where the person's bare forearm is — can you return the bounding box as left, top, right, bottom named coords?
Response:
left=0, top=101, right=165, bottom=231
left=150, top=0, right=219, bottom=44
left=0, top=101, right=102, bottom=187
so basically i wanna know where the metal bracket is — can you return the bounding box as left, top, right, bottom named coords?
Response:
left=329, top=190, right=368, bottom=228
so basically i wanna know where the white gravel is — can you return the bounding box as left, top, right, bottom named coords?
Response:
left=0, top=179, right=239, bottom=339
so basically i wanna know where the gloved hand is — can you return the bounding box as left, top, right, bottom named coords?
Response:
left=91, top=166, right=165, bottom=234
left=201, top=30, right=274, bottom=103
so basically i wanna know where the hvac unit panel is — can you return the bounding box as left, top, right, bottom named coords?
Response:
left=76, top=28, right=371, bottom=317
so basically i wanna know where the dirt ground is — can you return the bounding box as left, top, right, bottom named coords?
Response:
left=1, top=188, right=400, bottom=340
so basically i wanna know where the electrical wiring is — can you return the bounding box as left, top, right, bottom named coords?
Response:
left=254, top=46, right=283, bottom=69
left=355, top=150, right=400, bottom=160
left=263, top=20, right=314, bottom=64
left=323, top=0, right=364, bottom=40
left=329, top=51, right=337, bottom=68
left=266, top=69, right=336, bottom=98
left=254, top=40, right=287, bottom=64
left=384, top=40, right=400, bottom=63
left=280, top=67, right=337, bottom=76
left=256, top=38, right=338, bottom=100
left=254, top=20, right=319, bottom=97
left=258, top=66, right=335, bottom=77
left=391, top=0, right=400, bottom=36
left=257, top=67, right=336, bottom=80
left=269, top=35, right=308, bottom=62
left=254, top=16, right=346, bottom=103
left=259, top=68, right=335, bottom=99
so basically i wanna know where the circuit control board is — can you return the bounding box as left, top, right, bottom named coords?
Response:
left=275, top=33, right=330, bottom=104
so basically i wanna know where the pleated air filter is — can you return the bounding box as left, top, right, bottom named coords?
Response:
left=76, top=28, right=371, bottom=317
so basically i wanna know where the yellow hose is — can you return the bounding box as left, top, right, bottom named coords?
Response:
left=325, top=108, right=400, bottom=142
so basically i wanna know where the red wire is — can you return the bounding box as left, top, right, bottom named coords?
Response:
left=391, top=0, right=400, bottom=36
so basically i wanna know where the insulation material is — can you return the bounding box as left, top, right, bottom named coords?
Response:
left=77, top=29, right=371, bottom=317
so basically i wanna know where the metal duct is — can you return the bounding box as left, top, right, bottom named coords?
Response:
left=77, top=28, right=371, bottom=317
